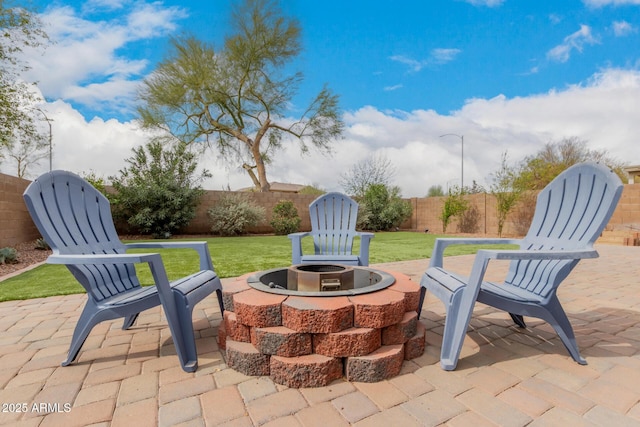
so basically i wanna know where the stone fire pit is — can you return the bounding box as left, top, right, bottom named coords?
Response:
left=217, top=265, right=426, bottom=388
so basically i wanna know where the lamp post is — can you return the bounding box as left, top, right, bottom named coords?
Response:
left=439, top=133, right=464, bottom=189
left=34, top=108, right=53, bottom=171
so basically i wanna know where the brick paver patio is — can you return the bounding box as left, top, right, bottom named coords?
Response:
left=1, top=244, right=639, bottom=426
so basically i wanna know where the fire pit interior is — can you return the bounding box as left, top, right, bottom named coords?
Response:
left=247, top=264, right=395, bottom=296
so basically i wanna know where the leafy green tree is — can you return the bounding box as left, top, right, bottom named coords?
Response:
left=298, top=184, right=325, bottom=196
left=137, top=0, right=343, bottom=192
left=426, top=185, right=444, bottom=197
left=514, top=137, right=626, bottom=190
left=0, top=1, right=47, bottom=150
left=439, top=185, right=468, bottom=233
left=490, top=152, right=522, bottom=237
left=357, top=184, right=412, bottom=231
left=110, top=140, right=210, bottom=238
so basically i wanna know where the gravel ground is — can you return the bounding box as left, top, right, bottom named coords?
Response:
left=0, top=240, right=51, bottom=278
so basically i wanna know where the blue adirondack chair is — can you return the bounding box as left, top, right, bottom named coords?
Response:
left=23, top=170, right=224, bottom=372
left=418, top=162, right=623, bottom=370
left=288, top=192, right=374, bottom=266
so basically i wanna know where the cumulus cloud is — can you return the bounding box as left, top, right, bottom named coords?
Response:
left=547, top=25, right=599, bottom=63
left=7, top=68, right=640, bottom=197
left=613, top=20, right=636, bottom=36
left=20, top=3, right=187, bottom=117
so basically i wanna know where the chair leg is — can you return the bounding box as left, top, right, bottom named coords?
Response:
left=170, top=291, right=198, bottom=373
left=216, top=288, right=224, bottom=315
left=439, top=288, right=475, bottom=371
left=417, top=287, right=427, bottom=319
left=509, top=313, right=527, bottom=328
left=63, top=303, right=109, bottom=366
left=542, top=297, right=587, bottom=365
left=122, top=313, right=139, bottom=330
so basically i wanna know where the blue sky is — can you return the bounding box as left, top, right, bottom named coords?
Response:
left=11, top=0, right=640, bottom=196
left=27, top=0, right=640, bottom=119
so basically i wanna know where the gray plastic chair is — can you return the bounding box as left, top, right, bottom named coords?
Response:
left=288, top=192, right=374, bottom=266
left=23, top=170, right=224, bottom=372
left=418, top=162, right=623, bottom=370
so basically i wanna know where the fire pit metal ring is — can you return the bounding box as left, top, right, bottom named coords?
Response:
left=247, top=264, right=395, bottom=296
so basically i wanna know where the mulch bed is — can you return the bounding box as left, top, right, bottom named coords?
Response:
left=0, top=240, right=51, bottom=278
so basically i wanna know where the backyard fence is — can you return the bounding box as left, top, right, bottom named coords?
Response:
left=2, top=172, right=640, bottom=248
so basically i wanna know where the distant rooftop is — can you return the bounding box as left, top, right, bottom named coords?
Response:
left=624, top=165, right=640, bottom=184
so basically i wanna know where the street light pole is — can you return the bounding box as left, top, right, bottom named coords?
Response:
left=439, top=133, right=464, bottom=189
left=34, top=108, right=53, bottom=171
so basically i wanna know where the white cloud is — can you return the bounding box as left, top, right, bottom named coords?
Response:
left=464, top=0, right=506, bottom=7
left=390, top=48, right=461, bottom=72
left=383, top=84, right=403, bottom=92
left=613, top=20, right=636, bottom=36
left=547, top=25, right=599, bottom=63
left=20, top=3, right=187, bottom=117
left=390, top=55, right=426, bottom=72
left=431, top=48, right=462, bottom=64
left=583, top=0, right=640, bottom=7
left=10, top=69, right=640, bottom=197
left=549, top=14, right=563, bottom=25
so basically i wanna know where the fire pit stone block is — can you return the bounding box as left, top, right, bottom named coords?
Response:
left=233, top=289, right=287, bottom=327
left=404, top=322, right=427, bottom=360
left=221, top=276, right=252, bottom=312
left=225, top=340, right=270, bottom=376
left=382, top=311, right=418, bottom=345
left=282, top=296, right=353, bottom=333
left=251, top=326, right=313, bottom=357
left=313, top=327, right=381, bottom=357
left=388, top=274, right=422, bottom=312
left=270, top=354, right=343, bottom=388
left=345, top=344, right=405, bottom=382
left=223, top=311, right=251, bottom=343
left=349, top=290, right=406, bottom=329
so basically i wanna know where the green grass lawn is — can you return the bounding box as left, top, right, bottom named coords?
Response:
left=0, top=232, right=515, bottom=301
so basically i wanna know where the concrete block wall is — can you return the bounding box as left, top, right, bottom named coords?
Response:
left=3, top=171, right=640, bottom=245
left=0, top=173, right=41, bottom=247
left=182, top=191, right=319, bottom=235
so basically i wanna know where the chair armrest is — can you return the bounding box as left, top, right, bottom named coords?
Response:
left=288, top=232, right=312, bottom=264
left=125, top=241, right=214, bottom=271
left=47, top=253, right=162, bottom=265
left=355, top=232, right=374, bottom=263
left=474, top=248, right=598, bottom=262
left=429, top=237, right=522, bottom=268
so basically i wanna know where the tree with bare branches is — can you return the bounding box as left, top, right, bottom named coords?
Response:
left=137, top=0, right=343, bottom=191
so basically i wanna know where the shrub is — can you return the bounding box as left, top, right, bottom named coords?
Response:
left=270, top=200, right=301, bottom=235
left=0, top=247, right=18, bottom=265
left=110, top=140, right=209, bottom=239
left=34, top=237, right=50, bottom=250
left=208, top=193, right=266, bottom=236
left=439, top=187, right=468, bottom=233
left=457, top=204, right=480, bottom=234
left=512, top=192, right=537, bottom=236
left=357, top=184, right=412, bottom=231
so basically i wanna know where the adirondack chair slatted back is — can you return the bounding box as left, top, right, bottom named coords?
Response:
left=23, top=171, right=140, bottom=301
left=309, top=192, right=358, bottom=255
left=506, top=163, right=623, bottom=297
